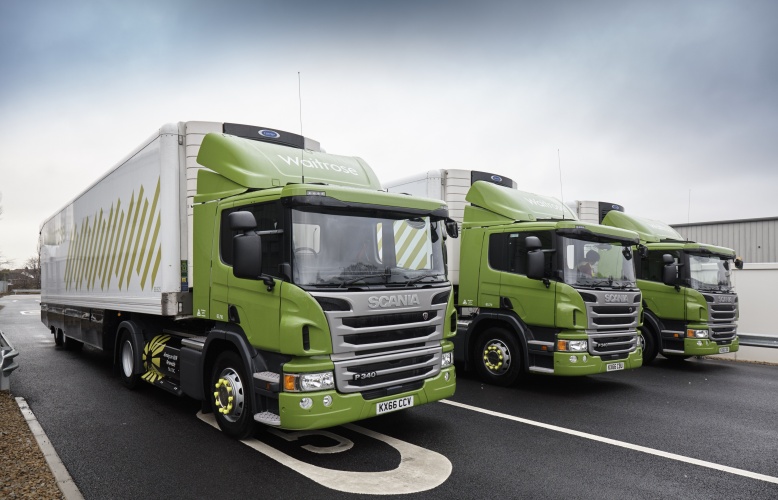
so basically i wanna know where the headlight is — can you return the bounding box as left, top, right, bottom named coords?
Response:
left=441, top=352, right=454, bottom=368
left=686, top=329, right=709, bottom=339
left=284, top=372, right=335, bottom=392
left=557, top=340, right=588, bottom=352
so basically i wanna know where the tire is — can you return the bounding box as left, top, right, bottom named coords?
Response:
left=210, top=351, right=254, bottom=439
left=474, top=327, right=522, bottom=386
left=118, top=330, right=140, bottom=389
left=639, top=325, right=658, bottom=365
left=64, top=335, right=83, bottom=351
left=54, top=329, right=64, bottom=347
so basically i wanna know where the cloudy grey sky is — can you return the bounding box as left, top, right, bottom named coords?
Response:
left=1, top=0, right=776, bottom=265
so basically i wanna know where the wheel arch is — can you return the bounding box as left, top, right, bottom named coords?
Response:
left=464, top=310, right=530, bottom=373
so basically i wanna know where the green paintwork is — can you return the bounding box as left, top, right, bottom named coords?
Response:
left=194, top=170, right=247, bottom=204
left=555, top=284, right=588, bottom=330
left=466, top=181, right=578, bottom=221
left=196, top=132, right=382, bottom=191
left=280, top=284, right=333, bottom=356
left=601, top=211, right=684, bottom=243
left=275, top=366, right=456, bottom=430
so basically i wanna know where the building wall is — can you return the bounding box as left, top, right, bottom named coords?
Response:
left=672, top=217, right=778, bottom=264
left=731, top=264, right=777, bottom=335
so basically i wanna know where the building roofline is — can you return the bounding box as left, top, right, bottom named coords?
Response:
left=672, top=216, right=778, bottom=228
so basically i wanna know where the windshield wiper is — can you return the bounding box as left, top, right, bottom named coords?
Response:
left=405, top=273, right=445, bottom=286
left=338, top=270, right=392, bottom=287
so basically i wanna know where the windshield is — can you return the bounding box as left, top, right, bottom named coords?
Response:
left=688, top=253, right=733, bottom=292
left=562, top=236, right=636, bottom=288
left=291, top=208, right=447, bottom=287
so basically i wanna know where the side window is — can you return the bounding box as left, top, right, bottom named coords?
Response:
left=643, top=250, right=679, bottom=282
left=220, top=201, right=283, bottom=277
left=489, top=231, right=553, bottom=275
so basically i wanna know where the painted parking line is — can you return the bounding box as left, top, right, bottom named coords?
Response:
left=197, top=412, right=452, bottom=495
left=442, top=399, right=778, bottom=485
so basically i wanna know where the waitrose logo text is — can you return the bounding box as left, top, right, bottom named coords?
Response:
left=277, top=155, right=359, bottom=176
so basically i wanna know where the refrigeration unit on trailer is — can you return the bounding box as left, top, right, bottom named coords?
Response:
left=385, top=170, right=643, bottom=385
left=576, top=201, right=742, bottom=363
left=40, top=121, right=457, bottom=437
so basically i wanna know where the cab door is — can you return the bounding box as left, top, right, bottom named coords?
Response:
left=494, top=230, right=556, bottom=328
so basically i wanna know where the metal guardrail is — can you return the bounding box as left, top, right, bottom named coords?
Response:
left=738, top=334, right=778, bottom=349
left=1, top=330, right=20, bottom=391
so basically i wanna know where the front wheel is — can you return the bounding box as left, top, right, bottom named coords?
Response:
left=639, top=326, right=658, bottom=365
left=474, top=327, right=522, bottom=386
left=210, top=351, right=254, bottom=439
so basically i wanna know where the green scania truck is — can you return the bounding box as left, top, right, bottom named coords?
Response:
left=576, top=201, right=742, bottom=363
left=39, top=121, right=457, bottom=438
left=386, top=170, right=643, bottom=385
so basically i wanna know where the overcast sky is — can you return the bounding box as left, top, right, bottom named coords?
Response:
left=1, top=0, right=776, bottom=266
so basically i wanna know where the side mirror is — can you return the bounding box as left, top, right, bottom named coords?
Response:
left=445, top=218, right=459, bottom=239
left=661, top=253, right=678, bottom=287
left=638, top=244, right=648, bottom=259
left=525, top=236, right=544, bottom=280
left=734, top=257, right=744, bottom=270
left=622, top=246, right=633, bottom=260
left=229, top=211, right=263, bottom=280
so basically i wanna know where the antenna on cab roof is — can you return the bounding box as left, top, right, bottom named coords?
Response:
left=298, top=71, right=305, bottom=184
left=558, top=149, right=565, bottom=220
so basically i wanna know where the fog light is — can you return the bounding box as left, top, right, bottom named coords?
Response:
left=300, top=397, right=313, bottom=410
left=569, top=355, right=577, bottom=363
left=582, top=355, right=588, bottom=362
left=697, top=340, right=703, bottom=347
left=444, top=371, right=450, bottom=382
left=322, top=395, right=333, bottom=407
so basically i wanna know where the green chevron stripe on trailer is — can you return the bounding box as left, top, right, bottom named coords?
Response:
left=64, top=178, right=162, bottom=292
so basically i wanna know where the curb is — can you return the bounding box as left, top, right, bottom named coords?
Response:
left=15, top=397, right=84, bottom=500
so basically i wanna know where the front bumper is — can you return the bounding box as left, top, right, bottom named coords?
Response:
left=552, top=348, right=643, bottom=376
left=275, top=366, right=456, bottom=430
left=682, top=335, right=740, bottom=356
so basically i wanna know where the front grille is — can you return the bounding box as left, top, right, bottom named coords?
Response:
left=344, top=327, right=436, bottom=345
left=588, top=331, right=638, bottom=356
left=343, top=311, right=437, bottom=328
left=333, top=346, right=442, bottom=394
left=704, top=293, right=738, bottom=342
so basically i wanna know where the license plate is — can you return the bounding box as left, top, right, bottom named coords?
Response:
left=606, top=362, right=624, bottom=372
left=376, top=396, right=414, bottom=415
left=719, top=346, right=730, bottom=353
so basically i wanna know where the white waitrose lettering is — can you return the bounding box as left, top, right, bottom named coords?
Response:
left=277, top=155, right=359, bottom=176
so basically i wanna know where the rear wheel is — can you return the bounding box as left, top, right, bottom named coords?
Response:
left=474, top=327, right=522, bottom=386
left=640, top=325, right=658, bottom=365
left=210, top=351, right=254, bottom=439
left=119, top=330, right=140, bottom=389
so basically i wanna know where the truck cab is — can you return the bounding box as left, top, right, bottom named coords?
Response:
left=582, top=204, right=742, bottom=363
left=385, top=170, right=643, bottom=386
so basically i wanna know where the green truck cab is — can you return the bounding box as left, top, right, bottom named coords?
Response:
left=385, top=170, right=644, bottom=386
left=40, top=122, right=456, bottom=439
left=580, top=202, right=742, bottom=363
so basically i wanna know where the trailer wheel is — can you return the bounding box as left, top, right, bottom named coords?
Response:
left=119, top=331, right=140, bottom=389
left=54, top=329, right=64, bottom=347
left=474, top=327, right=522, bottom=386
left=639, top=325, right=658, bottom=365
left=210, top=351, right=254, bottom=439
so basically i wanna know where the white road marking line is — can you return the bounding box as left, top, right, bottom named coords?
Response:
left=197, top=412, right=452, bottom=494
left=442, top=399, right=778, bottom=484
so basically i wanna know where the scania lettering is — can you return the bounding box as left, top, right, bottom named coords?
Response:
left=39, top=121, right=457, bottom=438
left=575, top=201, right=742, bottom=363
left=385, top=170, right=643, bottom=386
